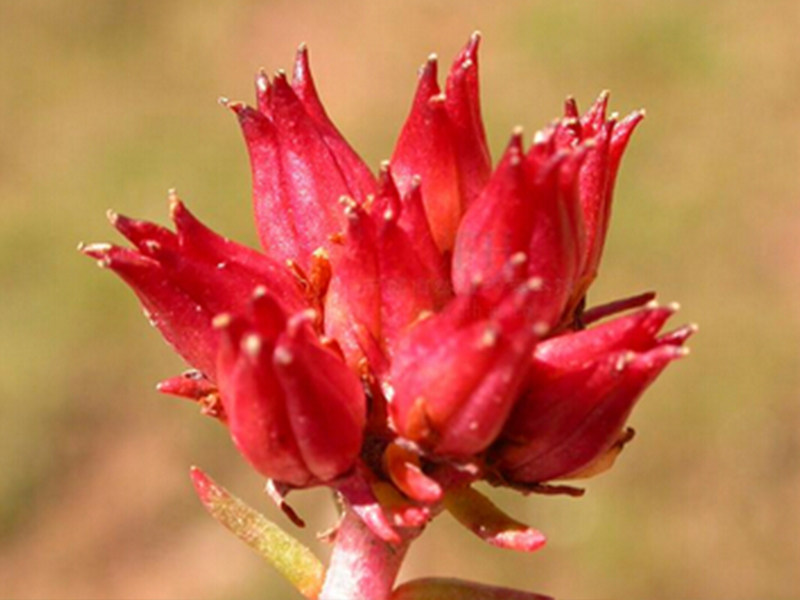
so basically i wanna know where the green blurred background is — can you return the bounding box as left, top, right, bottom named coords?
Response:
left=2, top=1, right=799, bottom=598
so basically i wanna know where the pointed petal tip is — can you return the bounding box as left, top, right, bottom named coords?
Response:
left=564, top=96, right=579, bottom=117
left=222, top=98, right=251, bottom=118
left=459, top=30, right=482, bottom=62
left=273, top=68, right=289, bottom=84
left=105, top=208, right=119, bottom=225
left=79, top=242, right=113, bottom=266
left=167, top=190, right=182, bottom=215
left=255, top=67, right=269, bottom=86
left=492, top=527, right=547, bottom=553
left=189, top=465, right=213, bottom=498
left=273, top=344, right=294, bottom=365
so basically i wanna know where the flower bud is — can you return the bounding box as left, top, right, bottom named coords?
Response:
left=391, top=33, right=491, bottom=252
left=325, top=167, right=450, bottom=368
left=215, top=292, right=366, bottom=486
left=389, top=280, right=545, bottom=456
left=80, top=194, right=304, bottom=379
left=232, top=50, right=375, bottom=271
left=491, top=305, right=693, bottom=483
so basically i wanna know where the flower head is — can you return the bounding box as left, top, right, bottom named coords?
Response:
left=82, top=34, right=692, bottom=548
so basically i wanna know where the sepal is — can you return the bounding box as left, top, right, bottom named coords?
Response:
left=443, top=486, right=546, bottom=552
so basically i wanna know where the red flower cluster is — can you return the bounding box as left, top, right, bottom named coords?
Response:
left=82, top=34, right=691, bottom=537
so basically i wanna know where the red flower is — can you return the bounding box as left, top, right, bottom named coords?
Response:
left=82, top=34, right=692, bottom=527
left=214, top=293, right=365, bottom=487
left=490, top=304, right=693, bottom=484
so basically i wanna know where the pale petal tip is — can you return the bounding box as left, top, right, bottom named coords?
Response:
left=274, top=345, right=294, bottom=365
left=525, top=276, right=543, bottom=291
left=189, top=466, right=214, bottom=500
left=532, top=129, right=548, bottom=145
left=79, top=242, right=113, bottom=267
left=533, top=321, right=549, bottom=337
left=243, top=333, right=263, bottom=357
left=480, top=325, right=499, bottom=348
left=256, top=71, right=269, bottom=93
left=212, top=312, right=232, bottom=329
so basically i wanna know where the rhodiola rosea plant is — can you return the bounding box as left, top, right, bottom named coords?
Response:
left=81, top=33, right=693, bottom=600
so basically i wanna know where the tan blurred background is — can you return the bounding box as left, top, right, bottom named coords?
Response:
left=2, top=0, right=799, bottom=598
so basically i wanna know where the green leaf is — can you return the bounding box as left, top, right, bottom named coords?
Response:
left=190, top=466, right=325, bottom=599
left=392, top=577, right=553, bottom=600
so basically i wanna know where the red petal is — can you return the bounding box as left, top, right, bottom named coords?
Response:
left=170, top=197, right=305, bottom=313
left=497, top=344, right=687, bottom=483
left=291, top=45, right=376, bottom=201
left=108, top=209, right=178, bottom=256
left=394, top=175, right=449, bottom=294
left=390, top=284, right=542, bottom=456
left=272, top=321, right=366, bottom=482
left=233, top=84, right=351, bottom=270
left=324, top=201, right=381, bottom=367
left=392, top=56, right=462, bottom=252
left=215, top=315, right=311, bottom=486
left=452, top=132, right=526, bottom=297
left=534, top=303, right=678, bottom=370
left=80, top=243, right=217, bottom=377
left=444, top=32, right=491, bottom=211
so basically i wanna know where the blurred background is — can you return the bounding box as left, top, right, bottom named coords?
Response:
left=2, top=0, right=799, bottom=598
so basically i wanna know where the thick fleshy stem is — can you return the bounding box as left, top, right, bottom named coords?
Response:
left=320, top=508, right=418, bottom=600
